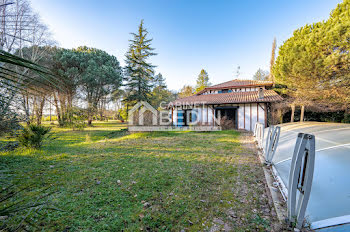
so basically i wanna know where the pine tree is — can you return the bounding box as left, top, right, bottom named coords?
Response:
left=150, top=73, right=174, bottom=108
left=179, top=85, right=194, bottom=98
left=153, top=73, right=167, bottom=89
left=124, top=20, right=156, bottom=105
left=195, top=69, right=210, bottom=93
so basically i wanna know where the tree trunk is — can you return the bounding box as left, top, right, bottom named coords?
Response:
left=53, top=92, right=62, bottom=125
left=291, top=104, right=295, bottom=122
left=277, top=108, right=282, bottom=124
left=36, top=96, right=45, bottom=125
left=300, top=105, right=305, bottom=122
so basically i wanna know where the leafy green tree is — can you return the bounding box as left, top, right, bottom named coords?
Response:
left=52, top=47, right=81, bottom=126
left=195, top=69, right=210, bottom=93
left=178, top=85, right=194, bottom=98
left=124, top=20, right=156, bottom=106
left=56, top=47, right=122, bottom=125
left=150, top=73, right=174, bottom=109
left=253, top=68, right=269, bottom=81
left=77, top=46, right=122, bottom=125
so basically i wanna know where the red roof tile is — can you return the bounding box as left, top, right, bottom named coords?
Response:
left=171, top=90, right=283, bottom=106
left=210, top=79, right=273, bottom=88
left=196, top=79, right=274, bottom=95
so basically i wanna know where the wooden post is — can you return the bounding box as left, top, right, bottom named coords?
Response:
left=291, top=104, right=295, bottom=122
left=264, top=103, right=267, bottom=128
left=243, top=104, right=246, bottom=129
left=207, top=106, right=209, bottom=125
left=300, top=105, right=305, bottom=122
left=250, top=103, right=252, bottom=131
left=212, top=106, right=215, bottom=126
left=171, top=108, right=174, bottom=125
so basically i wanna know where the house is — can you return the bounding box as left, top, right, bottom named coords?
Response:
left=168, top=79, right=283, bottom=131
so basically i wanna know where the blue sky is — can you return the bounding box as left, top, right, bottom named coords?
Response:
left=31, top=0, right=341, bottom=91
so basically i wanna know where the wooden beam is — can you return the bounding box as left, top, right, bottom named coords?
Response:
left=257, top=103, right=259, bottom=122
left=244, top=103, right=246, bottom=130
left=171, top=108, right=174, bottom=125
left=207, top=105, right=209, bottom=124
left=264, top=103, right=267, bottom=128
left=250, top=103, right=252, bottom=131
left=212, top=106, right=215, bottom=126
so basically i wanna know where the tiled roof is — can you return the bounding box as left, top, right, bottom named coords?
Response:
left=209, top=79, right=273, bottom=89
left=196, top=79, right=274, bottom=95
left=171, top=90, right=283, bottom=106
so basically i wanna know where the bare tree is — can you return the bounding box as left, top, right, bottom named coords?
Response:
left=1, top=0, right=55, bottom=124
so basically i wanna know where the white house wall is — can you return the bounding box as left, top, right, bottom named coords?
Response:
left=238, top=104, right=245, bottom=129
left=258, top=103, right=266, bottom=125
left=171, top=103, right=266, bottom=131
left=251, top=103, right=258, bottom=132
left=244, top=104, right=251, bottom=131
left=172, top=109, right=178, bottom=126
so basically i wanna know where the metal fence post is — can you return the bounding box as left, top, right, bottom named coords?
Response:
left=287, top=133, right=315, bottom=229
left=265, top=126, right=281, bottom=165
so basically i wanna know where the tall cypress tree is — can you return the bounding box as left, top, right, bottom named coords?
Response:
left=269, top=37, right=277, bottom=82
left=124, top=20, right=156, bottom=105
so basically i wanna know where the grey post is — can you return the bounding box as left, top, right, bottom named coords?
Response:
left=287, top=133, right=315, bottom=229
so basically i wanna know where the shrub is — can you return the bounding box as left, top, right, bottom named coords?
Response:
left=17, top=125, right=52, bottom=149
left=0, top=101, right=22, bottom=136
left=342, top=114, right=350, bottom=123
left=220, top=116, right=235, bottom=130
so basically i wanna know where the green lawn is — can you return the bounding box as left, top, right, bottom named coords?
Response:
left=0, top=121, right=276, bottom=231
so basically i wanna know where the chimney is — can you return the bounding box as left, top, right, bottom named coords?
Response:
left=258, top=87, right=264, bottom=99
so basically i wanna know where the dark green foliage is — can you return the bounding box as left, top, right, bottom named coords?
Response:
left=17, top=125, right=52, bottom=149
left=64, top=107, right=88, bottom=131
left=150, top=73, right=175, bottom=109
left=273, top=0, right=350, bottom=110
left=282, top=109, right=350, bottom=123
left=0, top=171, right=58, bottom=232
left=342, top=114, right=350, bottom=123
left=124, top=20, right=156, bottom=105
left=54, top=46, right=123, bottom=125
left=0, top=101, right=22, bottom=136
left=0, top=141, right=19, bottom=152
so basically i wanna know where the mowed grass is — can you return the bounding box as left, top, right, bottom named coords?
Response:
left=0, top=121, right=275, bottom=231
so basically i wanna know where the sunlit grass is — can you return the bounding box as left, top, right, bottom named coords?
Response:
left=0, top=121, right=275, bottom=231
